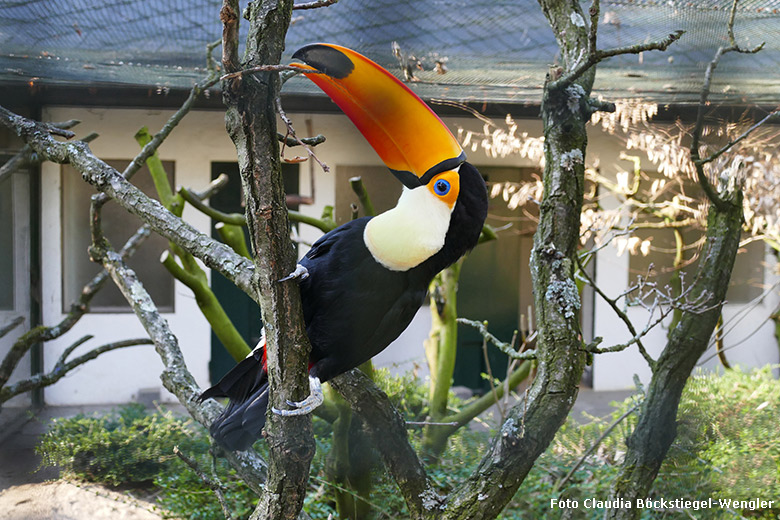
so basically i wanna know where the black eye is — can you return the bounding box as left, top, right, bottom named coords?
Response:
left=434, top=179, right=450, bottom=196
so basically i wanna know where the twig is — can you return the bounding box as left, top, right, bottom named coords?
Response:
left=405, top=420, right=459, bottom=428
left=174, top=446, right=234, bottom=520
left=457, top=318, right=537, bottom=360
left=115, top=74, right=220, bottom=190
left=276, top=97, right=330, bottom=173
left=56, top=335, right=93, bottom=366
left=277, top=132, right=326, bottom=147
left=482, top=336, right=506, bottom=422
left=549, top=30, right=684, bottom=90
left=576, top=255, right=656, bottom=368
left=0, top=120, right=84, bottom=183
left=0, top=224, right=151, bottom=391
left=0, top=338, right=152, bottom=404
left=554, top=400, right=642, bottom=491
left=689, top=0, right=767, bottom=210
left=0, top=317, right=25, bottom=339
left=293, top=0, right=338, bottom=9
left=220, top=64, right=309, bottom=81
left=694, top=110, right=780, bottom=168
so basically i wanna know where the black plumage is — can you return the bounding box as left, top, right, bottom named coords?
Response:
left=201, top=162, right=487, bottom=451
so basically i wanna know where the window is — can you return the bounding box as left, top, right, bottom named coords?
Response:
left=61, top=160, right=175, bottom=312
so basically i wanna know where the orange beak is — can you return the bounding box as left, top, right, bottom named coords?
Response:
left=291, top=43, right=466, bottom=188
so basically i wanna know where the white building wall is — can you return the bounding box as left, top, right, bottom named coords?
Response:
left=0, top=171, right=32, bottom=408
left=40, top=107, right=235, bottom=405
left=35, top=106, right=779, bottom=404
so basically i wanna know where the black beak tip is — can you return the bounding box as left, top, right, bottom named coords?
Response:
left=292, top=44, right=355, bottom=79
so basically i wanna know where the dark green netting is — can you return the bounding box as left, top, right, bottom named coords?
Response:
left=1, top=0, right=779, bottom=104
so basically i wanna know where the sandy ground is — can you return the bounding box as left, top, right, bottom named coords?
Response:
left=0, top=481, right=165, bottom=520
left=0, top=405, right=179, bottom=520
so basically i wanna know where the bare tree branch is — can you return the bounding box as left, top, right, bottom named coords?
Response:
left=94, top=242, right=273, bottom=499
left=548, top=7, right=683, bottom=93
left=576, top=256, right=656, bottom=367
left=0, top=119, right=83, bottom=184
left=0, top=337, right=153, bottom=404
left=277, top=132, right=326, bottom=147
left=689, top=0, right=769, bottom=210
left=293, top=0, right=338, bottom=10
left=0, top=224, right=150, bottom=391
left=457, top=318, right=537, bottom=360
left=220, top=2, right=316, bottom=519
left=0, top=106, right=256, bottom=301
left=174, top=446, right=234, bottom=520
left=329, top=370, right=434, bottom=518
left=0, top=317, right=25, bottom=340
left=276, top=97, right=330, bottom=173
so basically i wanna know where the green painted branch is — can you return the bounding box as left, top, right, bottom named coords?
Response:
left=216, top=222, right=252, bottom=259
left=135, top=127, right=176, bottom=210
left=180, top=186, right=246, bottom=225
left=425, top=262, right=461, bottom=423
left=180, top=185, right=335, bottom=233
left=478, top=223, right=498, bottom=244
left=161, top=252, right=251, bottom=361
left=290, top=209, right=337, bottom=233
left=137, top=130, right=251, bottom=362
left=349, top=176, right=376, bottom=217
left=421, top=360, right=533, bottom=454
left=607, top=193, right=743, bottom=520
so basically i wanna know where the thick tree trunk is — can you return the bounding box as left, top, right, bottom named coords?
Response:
left=607, top=193, right=743, bottom=520
left=220, top=1, right=315, bottom=519
left=437, top=4, right=593, bottom=516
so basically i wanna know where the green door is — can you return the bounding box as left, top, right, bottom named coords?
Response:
left=453, top=166, right=535, bottom=392
left=208, top=162, right=299, bottom=383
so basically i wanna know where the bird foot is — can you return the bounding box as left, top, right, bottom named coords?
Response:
left=272, top=376, right=323, bottom=417
left=278, top=263, right=309, bottom=283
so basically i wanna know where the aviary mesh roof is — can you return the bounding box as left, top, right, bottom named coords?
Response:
left=1, top=0, right=779, bottom=105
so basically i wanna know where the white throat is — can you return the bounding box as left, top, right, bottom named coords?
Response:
left=363, top=186, right=453, bottom=271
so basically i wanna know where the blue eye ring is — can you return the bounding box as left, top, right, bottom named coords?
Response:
left=434, top=179, right=451, bottom=196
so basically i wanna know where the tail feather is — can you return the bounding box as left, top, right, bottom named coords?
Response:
left=200, top=341, right=270, bottom=451
left=209, top=382, right=269, bottom=451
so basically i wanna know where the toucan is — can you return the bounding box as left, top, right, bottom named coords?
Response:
left=201, top=43, right=488, bottom=451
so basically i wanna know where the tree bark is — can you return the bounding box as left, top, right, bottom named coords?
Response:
left=220, top=1, right=315, bottom=519
left=607, top=192, right=743, bottom=519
